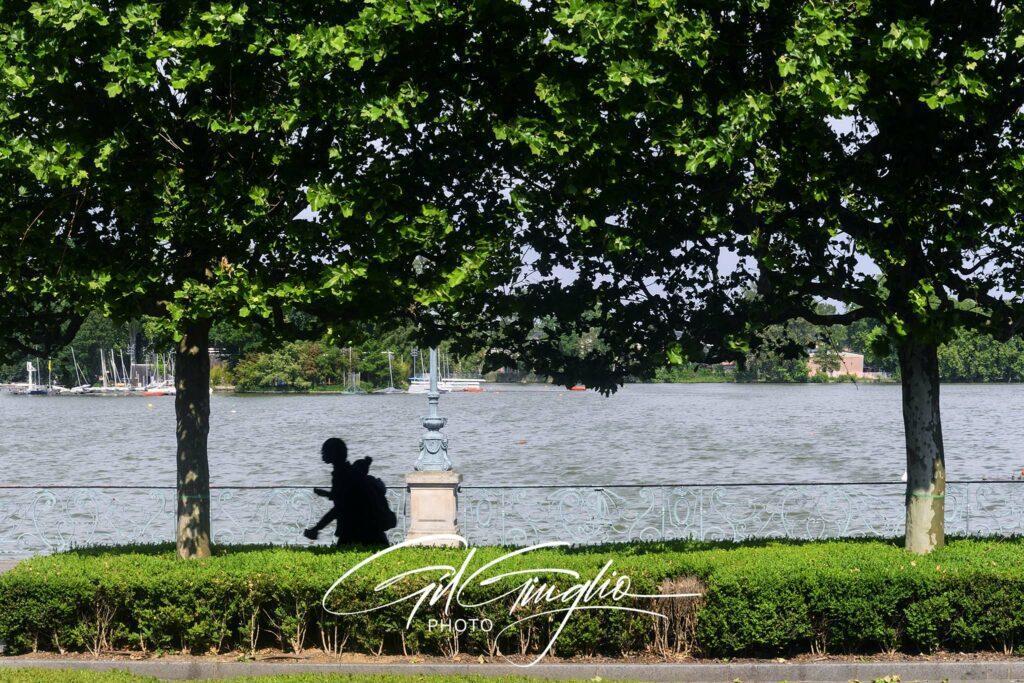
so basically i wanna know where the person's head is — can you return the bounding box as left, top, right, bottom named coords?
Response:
left=321, top=438, right=348, bottom=465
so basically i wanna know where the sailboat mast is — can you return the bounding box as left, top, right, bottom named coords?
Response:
left=70, top=347, right=82, bottom=386
left=118, top=349, right=128, bottom=388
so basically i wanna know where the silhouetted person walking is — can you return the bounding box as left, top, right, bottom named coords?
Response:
left=303, top=438, right=396, bottom=546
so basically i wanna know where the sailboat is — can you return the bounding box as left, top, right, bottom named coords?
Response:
left=142, top=379, right=175, bottom=396
left=61, top=348, right=93, bottom=394
left=9, top=361, right=50, bottom=395
left=142, top=351, right=175, bottom=395
left=87, top=351, right=119, bottom=395
left=373, top=351, right=403, bottom=394
left=82, top=349, right=133, bottom=395
left=340, top=347, right=366, bottom=394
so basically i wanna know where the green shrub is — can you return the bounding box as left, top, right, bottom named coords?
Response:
left=4, top=538, right=1024, bottom=658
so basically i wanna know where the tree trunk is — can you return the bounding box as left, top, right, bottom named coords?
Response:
left=175, top=319, right=212, bottom=559
left=899, top=338, right=945, bottom=554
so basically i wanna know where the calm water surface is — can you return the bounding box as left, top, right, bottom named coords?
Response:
left=1, top=383, right=1022, bottom=487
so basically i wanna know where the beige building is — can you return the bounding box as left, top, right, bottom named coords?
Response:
left=808, top=351, right=865, bottom=378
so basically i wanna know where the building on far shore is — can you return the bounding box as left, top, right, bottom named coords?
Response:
left=806, top=350, right=892, bottom=380
left=808, top=350, right=865, bottom=378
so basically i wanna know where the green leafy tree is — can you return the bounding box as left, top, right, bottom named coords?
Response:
left=652, top=363, right=733, bottom=383
left=938, top=329, right=1024, bottom=382
left=736, top=306, right=846, bottom=382
left=53, top=311, right=134, bottom=386
left=737, top=1, right=1024, bottom=552
left=208, top=320, right=267, bottom=366
left=354, top=326, right=415, bottom=389
left=738, top=323, right=813, bottom=383
left=1, top=1, right=517, bottom=556
left=461, top=0, right=1024, bottom=554
left=452, top=1, right=761, bottom=390
left=232, top=346, right=309, bottom=392
left=842, top=319, right=900, bottom=376
left=2, top=1, right=343, bottom=557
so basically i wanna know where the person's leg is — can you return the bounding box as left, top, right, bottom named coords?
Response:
left=336, top=523, right=357, bottom=544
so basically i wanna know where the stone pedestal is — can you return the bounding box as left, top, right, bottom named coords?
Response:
left=405, top=470, right=462, bottom=546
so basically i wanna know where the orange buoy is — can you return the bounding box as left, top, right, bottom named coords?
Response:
left=569, top=385, right=586, bottom=391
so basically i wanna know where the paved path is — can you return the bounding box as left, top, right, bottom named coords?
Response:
left=2, top=659, right=1024, bottom=681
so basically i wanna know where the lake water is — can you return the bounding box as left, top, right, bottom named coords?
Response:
left=2, top=382, right=1023, bottom=487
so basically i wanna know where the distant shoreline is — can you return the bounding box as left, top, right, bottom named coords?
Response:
left=10, top=379, right=1024, bottom=395
left=217, top=378, right=1024, bottom=395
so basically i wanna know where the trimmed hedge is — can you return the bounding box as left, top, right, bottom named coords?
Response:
left=2, top=538, right=1024, bottom=658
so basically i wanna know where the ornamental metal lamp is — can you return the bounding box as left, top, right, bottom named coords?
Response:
left=405, top=347, right=461, bottom=544
left=415, top=348, right=452, bottom=471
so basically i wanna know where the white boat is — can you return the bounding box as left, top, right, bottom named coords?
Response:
left=407, top=377, right=447, bottom=394
left=407, top=377, right=485, bottom=393
left=142, top=380, right=176, bottom=396
left=7, top=382, right=46, bottom=395
left=445, top=377, right=485, bottom=392
left=8, top=362, right=51, bottom=395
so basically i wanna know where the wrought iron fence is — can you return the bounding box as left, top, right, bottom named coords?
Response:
left=1, top=481, right=1023, bottom=558
left=462, top=483, right=905, bottom=545
left=0, top=486, right=408, bottom=557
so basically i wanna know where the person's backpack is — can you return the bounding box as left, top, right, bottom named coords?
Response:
left=365, top=475, right=398, bottom=531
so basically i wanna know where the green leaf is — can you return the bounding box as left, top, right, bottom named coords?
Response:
left=667, top=345, right=683, bottom=365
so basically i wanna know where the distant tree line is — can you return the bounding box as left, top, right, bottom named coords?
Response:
left=7, top=308, right=1024, bottom=388
left=727, top=312, right=1024, bottom=384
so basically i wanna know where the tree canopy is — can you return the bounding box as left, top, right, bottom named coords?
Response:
left=452, top=0, right=1024, bottom=553
left=450, top=0, right=770, bottom=390
left=742, top=0, right=1024, bottom=553
left=0, top=0, right=524, bottom=556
